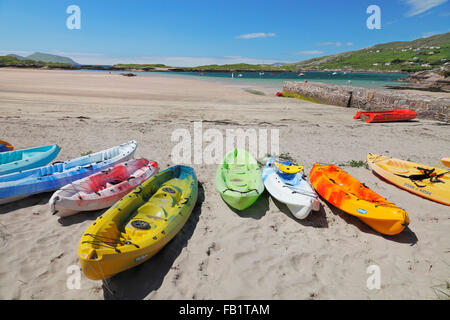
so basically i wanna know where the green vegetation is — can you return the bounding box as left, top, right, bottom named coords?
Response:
left=80, top=151, right=93, bottom=156
left=0, top=56, right=75, bottom=69
left=281, top=91, right=323, bottom=104
left=26, top=52, right=78, bottom=65
left=290, top=32, right=450, bottom=73
left=339, top=160, right=369, bottom=169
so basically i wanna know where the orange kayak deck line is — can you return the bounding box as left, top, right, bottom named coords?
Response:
left=309, top=163, right=409, bottom=235
left=354, top=110, right=417, bottom=123
left=367, top=153, right=450, bottom=206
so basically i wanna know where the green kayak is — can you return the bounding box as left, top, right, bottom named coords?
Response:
left=215, top=149, right=264, bottom=211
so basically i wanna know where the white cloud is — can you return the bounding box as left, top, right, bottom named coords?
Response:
left=292, top=50, right=324, bottom=55
left=403, top=0, right=448, bottom=17
left=235, top=32, right=276, bottom=39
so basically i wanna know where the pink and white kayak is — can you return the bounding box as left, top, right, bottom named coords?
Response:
left=49, top=158, right=158, bottom=217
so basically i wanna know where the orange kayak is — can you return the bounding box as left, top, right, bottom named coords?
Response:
left=309, top=163, right=409, bottom=235
left=0, top=140, right=13, bottom=152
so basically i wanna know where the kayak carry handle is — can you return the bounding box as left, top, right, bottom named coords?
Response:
left=222, top=188, right=259, bottom=195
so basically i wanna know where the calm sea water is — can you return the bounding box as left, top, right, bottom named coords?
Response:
left=79, top=69, right=409, bottom=89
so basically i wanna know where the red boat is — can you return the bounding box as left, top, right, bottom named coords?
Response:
left=353, top=110, right=417, bottom=123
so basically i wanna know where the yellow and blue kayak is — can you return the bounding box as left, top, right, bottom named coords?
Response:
left=78, top=165, right=198, bottom=280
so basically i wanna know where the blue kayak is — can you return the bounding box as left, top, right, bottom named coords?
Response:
left=0, top=141, right=137, bottom=205
left=0, top=145, right=60, bottom=176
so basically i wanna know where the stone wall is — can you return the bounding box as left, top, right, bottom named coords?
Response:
left=283, top=81, right=449, bottom=123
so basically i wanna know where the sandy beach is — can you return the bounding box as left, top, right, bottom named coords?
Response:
left=0, top=68, right=449, bottom=300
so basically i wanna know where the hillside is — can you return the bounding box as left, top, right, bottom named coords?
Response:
left=0, top=56, right=76, bottom=69
left=7, top=54, right=25, bottom=60
left=26, top=52, right=79, bottom=65
left=291, top=32, right=450, bottom=73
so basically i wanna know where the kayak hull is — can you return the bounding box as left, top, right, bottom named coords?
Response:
left=50, top=158, right=158, bottom=217
left=309, top=163, right=409, bottom=235
left=0, top=141, right=137, bottom=205
left=215, top=149, right=264, bottom=211
left=0, top=140, right=13, bottom=153
left=354, top=110, right=416, bottom=123
left=78, top=165, right=198, bottom=280
left=262, top=158, right=319, bottom=219
left=0, top=144, right=60, bottom=176
left=367, top=153, right=450, bottom=206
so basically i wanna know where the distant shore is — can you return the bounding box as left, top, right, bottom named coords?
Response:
left=0, top=63, right=412, bottom=75
left=2, top=64, right=449, bottom=92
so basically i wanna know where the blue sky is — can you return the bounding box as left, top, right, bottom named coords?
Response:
left=0, top=0, right=449, bottom=66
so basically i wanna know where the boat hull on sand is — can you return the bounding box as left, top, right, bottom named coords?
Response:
left=367, top=153, right=450, bottom=206
left=0, top=141, right=137, bottom=205
left=50, top=158, right=158, bottom=217
left=309, top=163, right=409, bottom=235
left=262, top=158, right=320, bottom=219
left=78, top=165, right=198, bottom=280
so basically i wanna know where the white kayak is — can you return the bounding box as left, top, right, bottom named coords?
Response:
left=262, top=158, right=320, bottom=219
left=49, top=158, right=158, bottom=217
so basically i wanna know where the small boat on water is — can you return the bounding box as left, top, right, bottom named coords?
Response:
left=298, top=73, right=304, bottom=77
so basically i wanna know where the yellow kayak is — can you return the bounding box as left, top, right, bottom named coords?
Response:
left=78, top=165, right=198, bottom=280
left=367, top=153, right=450, bottom=206
left=442, top=157, right=450, bottom=168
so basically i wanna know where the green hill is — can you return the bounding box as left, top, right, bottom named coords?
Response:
left=0, top=55, right=75, bottom=69
left=25, top=52, right=79, bottom=65
left=7, top=54, right=25, bottom=60
left=290, top=32, right=450, bottom=73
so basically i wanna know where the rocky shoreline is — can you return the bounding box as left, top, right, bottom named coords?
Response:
left=283, top=81, right=449, bottom=123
